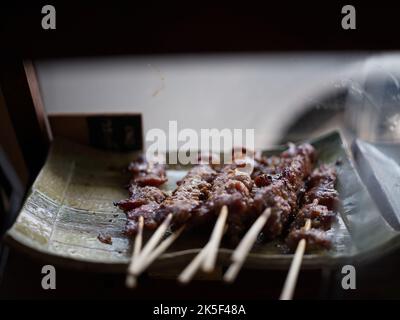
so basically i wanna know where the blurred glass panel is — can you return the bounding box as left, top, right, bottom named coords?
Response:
left=345, top=55, right=400, bottom=143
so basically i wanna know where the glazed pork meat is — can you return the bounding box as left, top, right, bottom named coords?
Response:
left=286, top=165, right=339, bottom=251
left=303, top=164, right=339, bottom=210
left=155, top=164, right=217, bottom=227
left=114, top=156, right=168, bottom=235
left=115, top=142, right=340, bottom=254
left=128, top=155, right=167, bottom=187
left=190, top=163, right=255, bottom=243
left=251, top=143, right=316, bottom=239
left=286, top=228, right=332, bottom=251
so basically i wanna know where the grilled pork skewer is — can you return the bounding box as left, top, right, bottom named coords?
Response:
left=114, top=156, right=168, bottom=234
left=223, top=143, right=316, bottom=282
left=125, top=163, right=217, bottom=281
left=252, top=143, right=315, bottom=240
left=118, top=145, right=338, bottom=288
left=155, top=164, right=217, bottom=228
left=280, top=165, right=339, bottom=299
left=115, top=156, right=169, bottom=287
left=280, top=218, right=311, bottom=300
left=177, top=158, right=255, bottom=280
left=223, top=207, right=271, bottom=282
left=116, top=156, right=210, bottom=286
left=200, top=163, right=255, bottom=272
left=286, top=165, right=339, bottom=252
left=180, top=144, right=314, bottom=281
left=122, top=150, right=259, bottom=275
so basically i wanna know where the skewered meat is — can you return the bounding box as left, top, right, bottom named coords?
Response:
left=114, top=156, right=168, bottom=235
left=304, top=165, right=339, bottom=210
left=286, top=228, right=331, bottom=251
left=252, top=143, right=316, bottom=239
left=192, top=164, right=254, bottom=243
left=286, top=165, right=339, bottom=251
left=252, top=155, right=282, bottom=178
left=115, top=142, right=340, bottom=255
left=189, top=144, right=314, bottom=242
left=190, top=143, right=315, bottom=242
left=128, top=155, right=167, bottom=187
left=291, top=200, right=336, bottom=231
left=114, top=185, right=165, bottom=212
left=156, top=164, right=217, bottom=227
left=126, top=202, right=164, bottom=234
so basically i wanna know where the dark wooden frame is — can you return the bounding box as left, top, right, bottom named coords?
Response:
left=0, top=59, right=51, bottom=184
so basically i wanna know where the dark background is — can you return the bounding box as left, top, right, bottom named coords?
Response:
left=0, top=1, right=399, bottom=59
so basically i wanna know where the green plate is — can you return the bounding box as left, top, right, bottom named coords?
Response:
left=5, top=131, right=398, bottom=272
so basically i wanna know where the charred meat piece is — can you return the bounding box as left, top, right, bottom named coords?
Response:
left=128, top=155, right=167, bottom=187
left=304, top=165, right=339, bottom=210
left=156, top=165, right=217, bottom=227
left=97, top=232, right=113, bottom=245
left=286, top=228, right=331, bottom=251
left=291, top=201, right=336, bottom=230
left=114, top=185, right=166, bottom=212
left=252, top=143, right=316, bottom=239
left=115, top=156, right=168, bottom=235
left=251, top=155, right=282, bottom=179
left=252, top=179, right=293, bottom=238
left=125, top=202, right=162, bottom=235
left=286, top=165, right=339, bottom=251
left=193, top=165, right=254, bottom=242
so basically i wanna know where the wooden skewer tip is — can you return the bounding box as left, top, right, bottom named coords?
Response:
left=224, top=207, right=271, bottom=283
left=279, top=218, right=311, bottom=300
left=178, top=245, right=210, bottom=284
left=136, top=226, right=185, bottom=274
left=126, top=274, right=137, bottom=288
left=126, top=215, right=145, bottom=285
left=178, top=225, right=228, bottom=284
left=202, top=205, right=228, bottom=273
left=127, top=213, right=173, bottom=282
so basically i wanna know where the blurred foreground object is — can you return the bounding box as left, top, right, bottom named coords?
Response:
left=350, top=55, right=400, bottom=231
left=345, top=54, right=400, bottom=143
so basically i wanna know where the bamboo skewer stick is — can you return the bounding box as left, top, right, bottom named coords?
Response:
left=279, top=218, right=311, bottom=300
left=126, top=215, right=144, bottom=288
left=125, top=213, right=172, bottom=287
left=202, top=205, right=228, bottom=272
left=223, top=207, right=272, bottom=283
left=179, top=243, right=211, bottom=284
left=135, top=226, right=185, bottom=274
left=135, top=213, right=173, bottom=264
left=178, top=225, right=228, bottom=284
left=133, top=216, right=144, bottom=259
